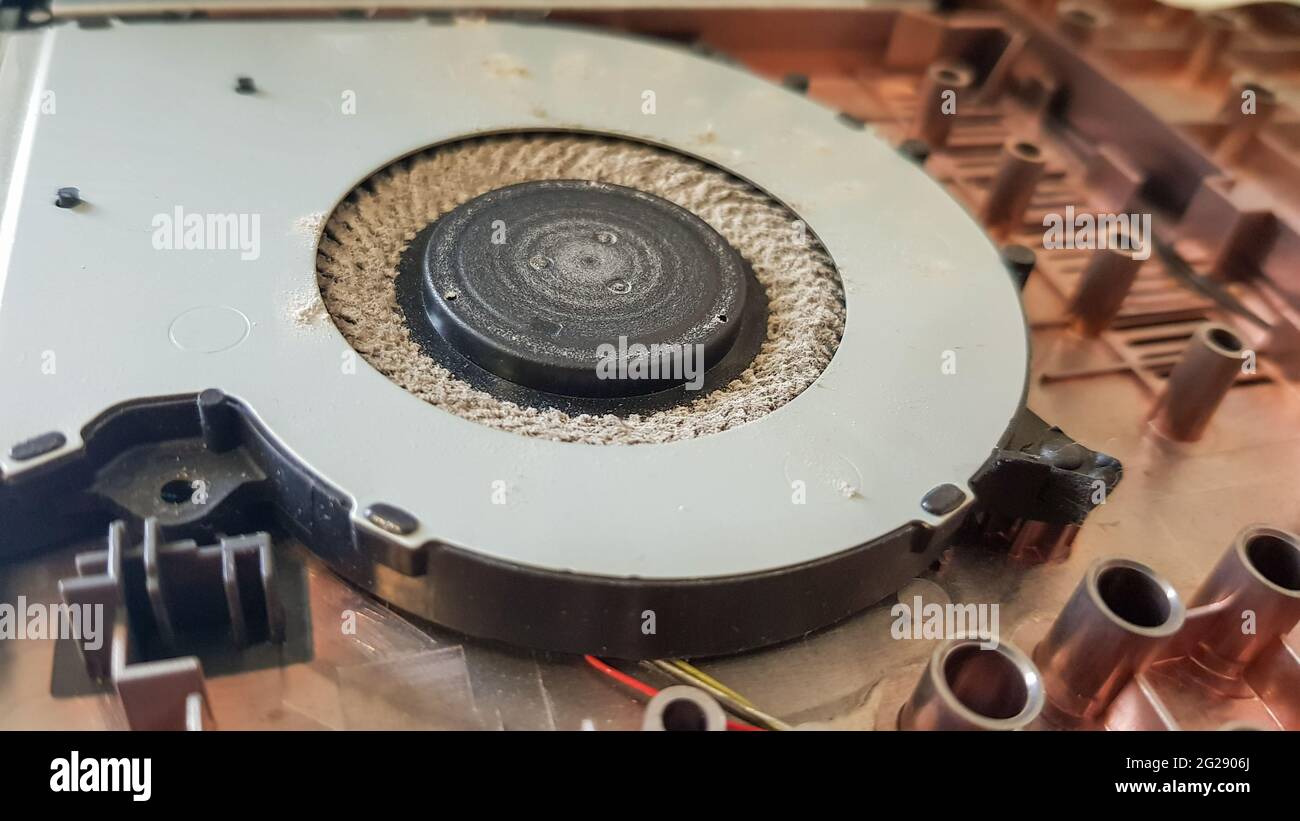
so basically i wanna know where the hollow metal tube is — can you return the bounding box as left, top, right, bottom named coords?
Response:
left=909, top=60, right=973, bottom=151
left=1068, top=239, right=1145, bottom=336
left=899, top=638, right=1044, bottom=731
left=1149, top=322, right=1245, bottom=442
left=1034, top=559, right=1185, bottom=724
left=980, top=139, right=1046, bottom=239
left=1189, top=525, right=1300, bottom=677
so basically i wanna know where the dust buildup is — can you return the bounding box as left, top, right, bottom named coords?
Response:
left=315, top=134, right=844, bottom=445
left=293, top=212, right=325, bottom=248
left=286, top=284, right=328, bottom=328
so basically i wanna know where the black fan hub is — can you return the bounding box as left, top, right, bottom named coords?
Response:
left=409, top=180, right=751, bottom=399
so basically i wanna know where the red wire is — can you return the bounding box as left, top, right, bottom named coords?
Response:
left=726, top=720, right=763, bottom=731
left=582, top=655, right=764, bottom=731
left=584, top=654, right=659, bottom=698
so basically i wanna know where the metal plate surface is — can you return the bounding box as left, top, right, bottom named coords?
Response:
left=0, top=19, right=1027, bottom=582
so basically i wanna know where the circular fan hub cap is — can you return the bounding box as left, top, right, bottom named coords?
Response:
left=415, top=180, right=750, bottom=397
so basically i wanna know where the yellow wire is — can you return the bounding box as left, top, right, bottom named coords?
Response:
left=668, top=659, right=757, bottom=709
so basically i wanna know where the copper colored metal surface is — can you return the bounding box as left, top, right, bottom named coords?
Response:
left=1184, top=12, right=1239, bottom=84
left=1188, top=525, right=1300, bottom=677
left=1149, top=322, right=1247, bottom=441
left=1033, top=559, right=1185, bottom=726
left=1008, top=521, right=1079, bottom=564
left=898, top=639, right=1044, bottom=731
left=980, top=138, right=1047, bottom=240
left=908, top=60, right=973, bottom=150
left=1123, top=525, right=1300, bottom=730
left=1068, top=237, right=1146, bottom=337
left=1056, top=4, right=1103, bottom=45
left=896, top=525, right=1300, bottom=731
left=1214, top=80, right=1278, bottom=165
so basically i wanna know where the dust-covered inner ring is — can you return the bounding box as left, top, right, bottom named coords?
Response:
left=314, top=133, right=845, bottom=445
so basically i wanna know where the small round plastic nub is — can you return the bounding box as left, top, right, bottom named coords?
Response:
left=641, top=686, right=728, bottom=731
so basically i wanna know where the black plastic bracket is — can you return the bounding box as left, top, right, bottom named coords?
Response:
left=970, top=409, right=1122, bottom=526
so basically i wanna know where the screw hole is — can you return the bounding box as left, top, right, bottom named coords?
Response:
left=661, top=699, right=709, bottom=731
left=1096, top=565, right=1172, bottom=629
left=1240, top=82, right=1276, bottom=105
left=1245, top=533, right=1300, bottom=592
left=160, top=479, right=194, bottom=504
left=942, top=643, right=1030, bottom=720
left=1207, top=326, right=1242, bottom=353
left=1012, top=141, right=1042, bottom=160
